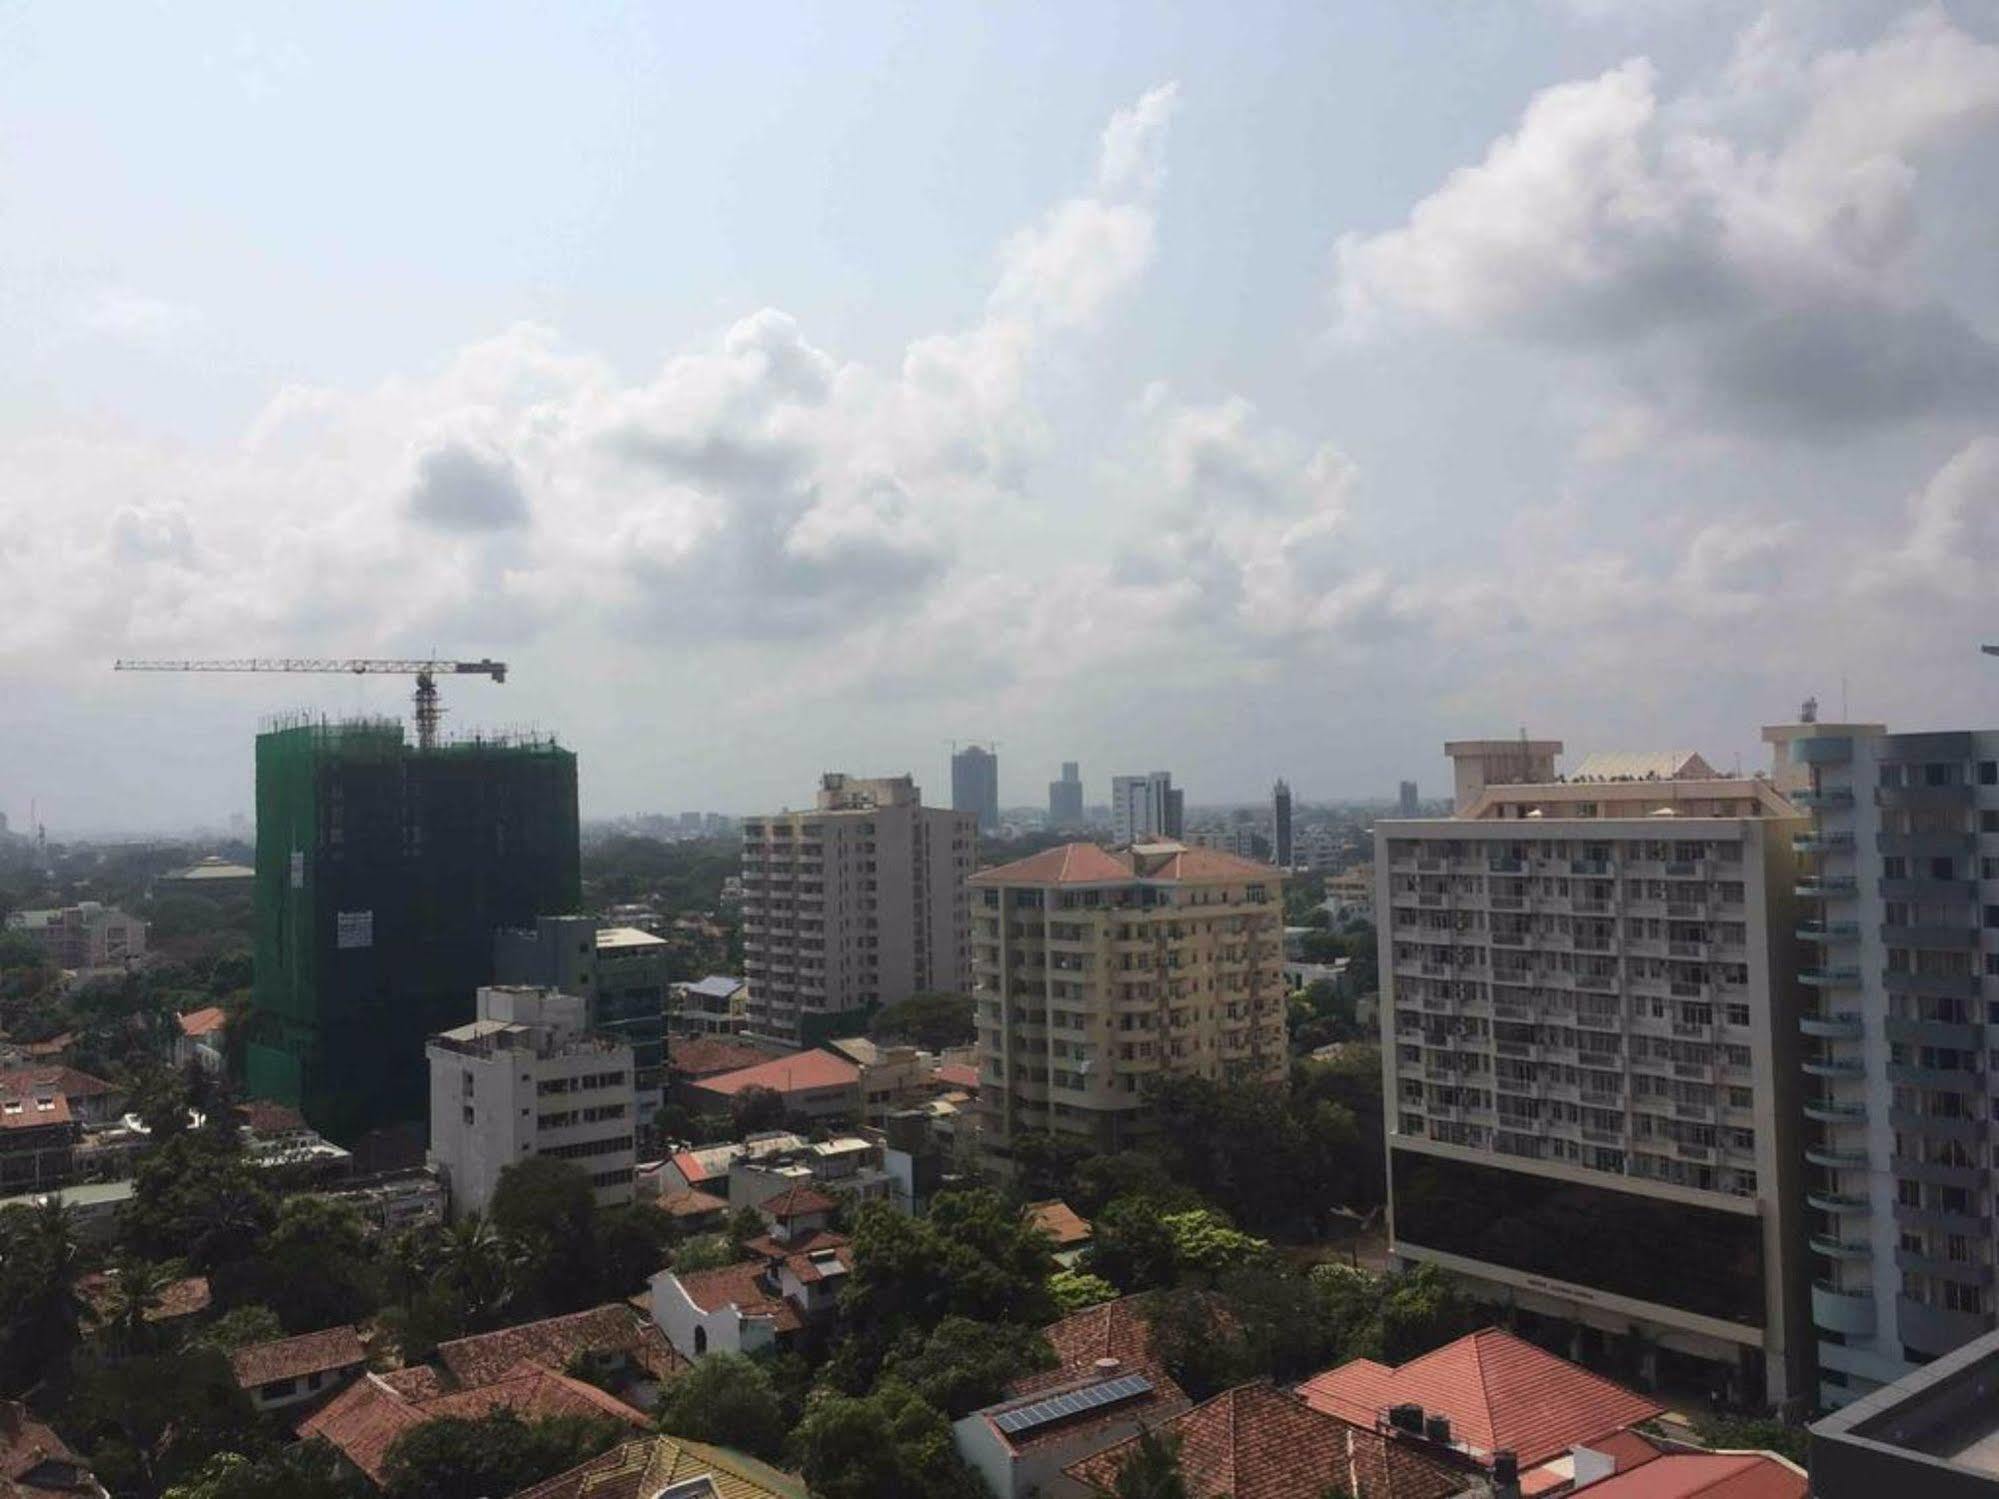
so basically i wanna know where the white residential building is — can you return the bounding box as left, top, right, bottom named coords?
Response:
left=740, top=774, right=974, bottom=1048
left=1764, top=719, right=1999, bottom=1408
left=426, top=986, right=636, bottom=1219
left=4, top=903, right=146, bottom=971
left=1378, top=740, right=1812, bottom=1410
left=1109, top=772, right=1183, bottom=845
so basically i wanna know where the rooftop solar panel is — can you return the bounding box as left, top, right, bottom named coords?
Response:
left=992, top=1373, right=1155, bottom=1436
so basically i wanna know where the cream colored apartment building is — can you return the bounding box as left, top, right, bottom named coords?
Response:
left=969, top=841, right=1286, bottom=1158
left=740, top=774, right=974, bottom=1048
left=1379, top=741, right=1812, bottom=1411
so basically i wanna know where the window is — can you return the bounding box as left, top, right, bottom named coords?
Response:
left=1981, top=761, right=1997, bottom=786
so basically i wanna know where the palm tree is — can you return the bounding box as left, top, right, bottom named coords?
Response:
left=13, top=1197, right=88, bottom=1379
left=435, top=1215, right=516, bottom=1327
left=101, top=1254, right=171, bottom=1353
left=1109, top=1429, right=1188, bottom=1499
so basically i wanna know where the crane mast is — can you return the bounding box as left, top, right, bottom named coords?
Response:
left=113, top=657, right=507, bottom=749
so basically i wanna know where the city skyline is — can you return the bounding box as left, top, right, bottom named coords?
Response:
left=6, top=3, right=1999, bottom=830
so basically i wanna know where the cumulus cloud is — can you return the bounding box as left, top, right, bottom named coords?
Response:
left=1860, top=434, right=1999, bottom=600
left=80, top=289, right=201, bottom=343
left=407, top=440, right=530, bottom=532
left=1333, top=6, right=1999, bottom=439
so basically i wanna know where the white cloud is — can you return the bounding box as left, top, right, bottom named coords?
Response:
left=79, top=290, right=201, bottom=344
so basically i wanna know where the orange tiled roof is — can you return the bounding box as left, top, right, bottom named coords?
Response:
left=236, top=1098, right=307, bottom=1134
left=931, top=1061, right=981, bottom=1091
left=1025, top=1199, right=1092, bottom=1248
left=1067, top=1382, right=1465, bottom=1499
left=657, top=1187, right=730, bottom=1220
left=670, top=1262, right=803, bottom=1334
left=669, top=1038, right=779, bottom=1078
left=759, top=1183, right=836, bottom=1219
left=0, top=1399, right=99, bottom=1498
left=970, top=841, right=1282, bottom=887
left=742, top=1228, right=849, bottom=1267
left=80, top=1271, right=211, bottom=1324
left=1296, top=1328, right=1664, bottom=1469
left=1011, top=1295, right=1186, bottom=1398
left=300, top=1362, right=648, bottom=1484
left=176, top=1006, right=228, bottom=1038
left=229, top=1325, right=366, bottom=1389
left=0, top=1067, right=114, bottom=1100
left=688, top=1050, right=858, bottom=1100
left=435, top=1304, right=685, bottom=1389
left=1573, top=1452, right=1805, bottom=1499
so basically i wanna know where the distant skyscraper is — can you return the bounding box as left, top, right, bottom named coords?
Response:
left=1398, top=780, right=1420, bottom=817
left=1111, top=771, right=1182, bottom=844
left=1048, top=761, right=1084, bottom=828
left=952, top=744, right=1001, bottom=835
left=1272, top=779, right=1293, bottom=867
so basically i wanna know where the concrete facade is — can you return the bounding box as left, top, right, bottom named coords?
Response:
left=953, top=745, right=1001, bottom=836
left=740, top=775, right=974, bottom=1048
left=1110, top=772, right=1183, bottom=845
left=4, top=903, right=146, bottom=971
left=426, top=986, right=636, bottom=1219
left=1048, top=762, right=1085, bottom=829
left=1377, top=743, right=1811, bottom=1410
left=1764, top=721, right=1999, bottom=1408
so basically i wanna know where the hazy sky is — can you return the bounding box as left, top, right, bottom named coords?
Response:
left=5, top=1, right=1998, bottom=832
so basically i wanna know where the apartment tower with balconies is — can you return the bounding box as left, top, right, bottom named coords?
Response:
left=740, top=775, right=974, bottom=1048
left=969, top=841, right=1286, bottom=1162
left=1379, top=741, right=1811, bottom=1410
left=1765, top=720, right=1999, bottom=1410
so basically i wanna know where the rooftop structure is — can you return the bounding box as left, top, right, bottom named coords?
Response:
left=511, top=1434, right=809, bottom=1499
left=249, top=718, right=580, bottom=1140
left=1445, top=739, right=1565, bottom=813
left=3, top=902, right=145, bottom=972
left=494, top=915, right=670, bottom=1124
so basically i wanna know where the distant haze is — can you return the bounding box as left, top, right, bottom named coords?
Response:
left=4, top=2, right=1998, bottom=832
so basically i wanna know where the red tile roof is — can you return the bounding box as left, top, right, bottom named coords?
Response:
left=0, top=1085, right=69, bottom=1131
left=1296, top=1329, right=1664, bottom=1469
left=1010, top=1295, right=1184, bottom=1398
left=434, top=1304, right=685, bottom=1389
left=759, top=1183, right=836, bottom=1219
left=229, top=1325, right=366, bottom=1390
left=1573, top=1452, right=1806, bottom=1499
left=688, top=1050, right=858, bottom=1100
left=1025, top=1199, right=1092, bottom=1248
left=1582, top=1429, right=1665, bottom=1474
left=176, top=1006, right=227, bottom=1038
left=300, top=1362, right=649, bottom=1484
left=1067, top=1382, right=1466, bottom=1499
left=669, top=1262, right=803, bottom=1334
left=971, top=841, right=1284, bottom=887
left=0, top=1067, right=114, bottom=1101
left=235, top=1098, right=307, bottom=1134
left=742, top=1228, right=849, bottom=1267
left=669, top=1039, right=781, bottom=1078
left=931, top=1061, right=981, bottom=1091
left=656, top=1187, right=730, bottom=1220
left=80, top=1271, right=211, bottom=1324
left=0, top=1399, right=99, bottom=1498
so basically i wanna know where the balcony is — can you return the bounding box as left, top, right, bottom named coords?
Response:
left=1807, top=1145, right=1869, bottom=1169
left=1800, top=1011, right=1864, bottom=1040
left=1883, top=1017, right=1982, bottom=1049
left=1802, top=1056, right=1866, bottom=1078
left=1805, top=1099, right=1867, bottom=1124
left=1894, top=1247, right=1995, bottom=1285
left=1808, top=1190, right=1869, bottom=1214
left=1795, top=875, right=1858, bottom=898
left=1881, top=923, right=1978, bottom=950
left=1879, top=878, right=1978, bottom=903
left=1886, top=1063, right=1982, bottom=1093
left=1796, top=920, right=1860, bottom=944
left=1793, top=832, right=1854, bottom=854
left=1877, top=785, right=1975, bottom=811
left=1800, top=965, right=1862, bottom=988
left=1898, top=1295, right=1996, bottom=1357
left=1883, top=971, right=1981, bottom=1001
left=1812, top=1281, right=1876, bottom=1336
left=1792, top=787, right=1855, bottom=809
left=1877, top=831, right=1977, bottom=859
left=1811, top=1234, right=1871, bottom=1260
left=1891, top=1155, right=1982, bottom=1190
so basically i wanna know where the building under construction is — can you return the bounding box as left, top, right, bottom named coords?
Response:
left=249, top=717, right=580, bottom=1141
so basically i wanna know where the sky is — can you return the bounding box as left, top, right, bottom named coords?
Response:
left=4, top=0, right=1999, bottom=832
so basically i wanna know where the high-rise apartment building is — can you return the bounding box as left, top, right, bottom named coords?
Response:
left=1111, top=772, right=1183, bottom=845
left=1763, top=719, right=1999, bottom=1408
left=1399, top=781, right=1420, bottom=818
left=1048, top=762, right=1085, bottom=829
left=953, top=745, right=1001, bottom=835
left=970, top=841, right=1286, bottom=1159
left=426, top=986, right=636, bottom=1218
left=494, top=914, right=670, bottom=1128
left=741, top=774, right=974, bottom=1047
left=1378, top=741, right=1811, bottom=1409
left=1273, top=779, right=1294, bottom=868
left=250, top=719, right=580, bottom=1140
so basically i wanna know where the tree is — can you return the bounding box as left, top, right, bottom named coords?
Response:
left=163, top=1442, right=368, bottom=1499
left=1693, top=1414, right=1809, bottom=1465
left=1312, top=1262, right=1480, bottom=1366
left=380, top=1410, right=626, bottom=1499
left=218, top=1195, right=376, bottom=1332
left=1140, top=1289, right=1248, bottom=1402
left=489, top=1157, right=596, bottom=1314
left=100, top=1253, right=173, bottom=1353
left=1004, top=1131, right=1094, bottom=1204
left=430, top=1215, right=517, bottom=1330
left=729, top=1085, right=790, bottom=1137
left=194, top=1304, right=284, bottom=1352
left=793, top=1381, right=983, bottom=1499
left=68, top=1344, right=262, bottom=1497
left=593, top=1202, right=676, bottom=1298
left=1070, top=1152, right=1200, bottom=1218
left=1147, top=1074, right=1362, bottom=1239
left=1086, top=1197, right=1178, bottom=1293
left=1102, top=1428, right=1188, bottom=1499
left=122, top=1132, right=276, bottom=1274
left=653, top=1352, right=789, bottom=1461
left=1160, top=1208, right=1270, bottom=1282
left=0, top=1197, right=90, bottom=1391
left=1049, top=1269, right=1118, bottom=1315
left=876, top=1316, right=1055, bottom=1419
left=672, top=1233, right=738, bottom=1273
left=868, top=992, right=976, bottom=1051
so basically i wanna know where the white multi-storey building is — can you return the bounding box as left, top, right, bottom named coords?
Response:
left=1378, top=741, right=1811, bottom=1410
left=1110, top=772, right=1183, bottom=845
left=426, top=986, right=636, bottom=1219
left=740, top=775, right=974, bottom=1048
left=1764, top=719, right=1999, bottom=1409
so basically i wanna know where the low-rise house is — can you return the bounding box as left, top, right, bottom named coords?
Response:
left=174, top=1007, right=228, bottom=1074
left=0, top=1399, right=109, bottom=1497
left=510, top=1434, right=808, bottom=1499
left=1026, top=1200, right=1092, bottom=1267
left=80, top=1271, right=211, bottom=1330
left=1810, top=1317, right=1999, bottom=1497
left=727, top=1134, right=896, bottom=1211
left=317, top=1168, right=446, bottom=1235
left=431, top=1304, right=684, bottom=1411
left=657, top=1131, right=807, bottom=1197
left=653, top=1187, right=730, bottom=1233
left=0, top=1181, right=132, bottom=1241
left=686, top=1049, right=861, bottom=1125
left=1297, top=1327, right=1664, bottom=1495
left=238, top=1099, right=353, bottom=1178
left=952, top=1296, right=1192, bottom=1499
left=302, top=1361, right=651, bottom=1489
left=666, top=1036, right=779, bottom=1110
left=1067, top=1381, right=1468, bottom=1499
left=670, top=975, right=751, bottom=1037
left=648, top=1187, right=852, bottom=1361
left=1571, top=1449, right=1805, bottom=1498
left=6, top=1069, right=122, bottom=1128
left=230, top=1325, right=368, bottom=1414
left=0, top=1075, right=79, bottom=1193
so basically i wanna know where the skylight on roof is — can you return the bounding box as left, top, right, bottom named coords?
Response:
left=992, top=1373, right=1154, bottom=1436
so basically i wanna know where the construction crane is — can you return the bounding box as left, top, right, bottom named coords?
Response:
left=113, top=657, right=507, bottom=749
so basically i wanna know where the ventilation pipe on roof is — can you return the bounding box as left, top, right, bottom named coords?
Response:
left=1094, top=1358, right=1121, bottom=1376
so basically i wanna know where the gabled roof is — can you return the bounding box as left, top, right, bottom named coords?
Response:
left=970, top=840, right=1282, bottom=887
left=229, top=1325, right=366, bottom=1389
left=688, top=1050, right=859, bottom=1099
left=932, top=1061, right=980, bottom=1091
left=434, top=1304, right=684, bottom=1389
left=235, top=1098, right=307, bottom=1135
left=1569, top=751, right=1716, bottom=783
left=0, top=1399, right=98, bottom=1499
left=509, top=1433, right=810, bottom=1499
left=1025, top=1199, right=1092, bottom=1248
left=1066, top=1382, right=1466, bottom=1499
left=1296, top=1328, right=1664, bottom=1469
left=1573, top=1451, right=1805, bottom=1498
left=301, top=1362, right=649, bottom=1484
left=759, top=1183, right=836, bottom=1220
left=669, top=1038, right=784, bottom=1078
left=667, top=1262, right=803, bottom=1333
left=656, top=1187, right=730, bottom=1220
left=80, top=1271, right=211, bottom=1325
left=176, top=1006, right=227, bottom=1039
left=0, top=1068, right=114, bottom=1101
left=1011, top=1296, right=1179, bottom=1398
